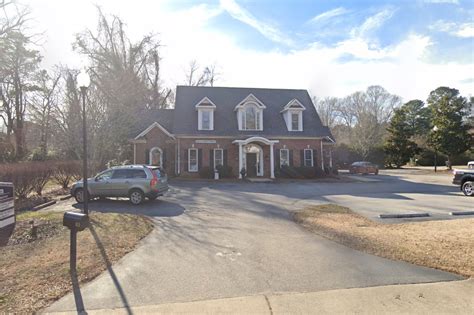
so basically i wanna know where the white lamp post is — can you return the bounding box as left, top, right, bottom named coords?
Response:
left=432, top=126, right=438, bottom=173
left=77, top=70, right=90, bottom=215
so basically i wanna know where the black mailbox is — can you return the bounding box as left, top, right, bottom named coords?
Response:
left=63, top=212, right=89, bottom=231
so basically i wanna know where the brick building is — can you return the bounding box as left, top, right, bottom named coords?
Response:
left=131, top=86, right=335, bottom=178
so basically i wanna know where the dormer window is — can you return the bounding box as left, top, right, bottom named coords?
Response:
left=235, top=94, right=266, bottom=131
left=195, top=97, right=216, bottom=131
left=281, top=99, right=305, bottom=131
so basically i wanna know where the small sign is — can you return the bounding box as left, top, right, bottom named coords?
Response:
left=0, top=182, right=15, bottom=246
left=195, top=140, right=217, bottom=144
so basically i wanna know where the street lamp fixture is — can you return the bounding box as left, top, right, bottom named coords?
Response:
left=77, top=70, right=90, bottom=215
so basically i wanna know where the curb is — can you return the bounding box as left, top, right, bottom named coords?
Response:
left=32, top=200, right=57, bottom=211
left=449, top=211, right=474, bottom=216
left=379, top=212, right=430, bottom=219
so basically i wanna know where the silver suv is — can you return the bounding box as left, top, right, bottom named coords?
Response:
left=71, top=165, right=169, bottom=205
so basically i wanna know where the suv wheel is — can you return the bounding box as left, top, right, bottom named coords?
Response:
left=75, top=188, right=85, bottom=203
left=462, top=181, right=473, bottom=196
left=129, top=189, right=145, bottom=205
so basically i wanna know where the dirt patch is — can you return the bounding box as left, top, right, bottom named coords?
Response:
left=0, top=211, right=154, bottom=313
left=294, top=204, right=474, bottom=277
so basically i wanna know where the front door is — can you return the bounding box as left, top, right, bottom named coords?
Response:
left=246, top=153, right=257, bottom=177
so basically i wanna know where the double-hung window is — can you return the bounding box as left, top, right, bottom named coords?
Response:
left=291, top=113, right=299, bottom=131
left=280, top=149, right=289, bottom=167
left=188, top=148, right=198, bottom=172
left=201, top=111, right=211, bottom=130
left=214, top=148, right=223, bottom=167
left=304, top=149, right=313, bottom=167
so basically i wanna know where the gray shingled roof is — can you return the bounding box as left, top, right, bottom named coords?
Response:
left=172, top=86, right=333, bottom=138
left=132, top=108, right=174, bottom=138
left=133, top=86, right=334, bottom=140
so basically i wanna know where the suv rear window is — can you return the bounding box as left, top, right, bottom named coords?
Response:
left=149, top=167, right=166, bottom=178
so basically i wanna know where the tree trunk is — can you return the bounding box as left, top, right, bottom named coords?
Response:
left=447, top=156, right=452, bottom=170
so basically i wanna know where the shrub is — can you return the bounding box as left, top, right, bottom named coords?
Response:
left=52, top=160, right=82, bottom=189
left=199, top=166, right=213, bottom=179
left=216, top=164, right=233, bottom=178
left=279, top=165, right=303, bottom=178
left=31, top=161, right=55, bottom=196
left=0, top=163, right=36, bottom=199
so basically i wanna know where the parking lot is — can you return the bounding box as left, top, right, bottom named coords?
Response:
left=46, top=169, right=469, bottom=312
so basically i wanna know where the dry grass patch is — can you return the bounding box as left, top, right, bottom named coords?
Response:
left=0, top=211, right=154, bottom=313
left=294, top=204, right=474, bottom=277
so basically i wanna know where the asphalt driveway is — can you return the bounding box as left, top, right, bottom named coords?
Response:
left=46, top=170, right=465, bottom=313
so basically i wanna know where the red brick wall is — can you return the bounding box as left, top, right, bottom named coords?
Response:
left=136, top=130, right=325, bottom=178
left=175, top=138, right=324, bottom=178
left=134, top=126, right=176, bottom=175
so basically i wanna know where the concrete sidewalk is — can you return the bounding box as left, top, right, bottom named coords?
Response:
left=46, top=279, right=473, bottom=314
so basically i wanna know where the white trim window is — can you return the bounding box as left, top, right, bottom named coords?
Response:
left=214, top=148, right=223, bottom=168
left=198, top=109, right=214, bottom=130
left=240, top=104, right=262, bottom=130
left=291, top=113, right=299, bottom=131
left=304, top=149, right=313, bottom=167
left=280, top=149, right=289, bottom=167
left=188, top=148, right=198, bottom=172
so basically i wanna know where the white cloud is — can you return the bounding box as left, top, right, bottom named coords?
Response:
left=350, top=8, right=396, bottom=39
left=308, top=7, right=349, bottom=24
left=219, top=0, right=292, bottom=46
left=429, top=20, right=474, bottom=38
left=25, top=0, right=474, bottom=102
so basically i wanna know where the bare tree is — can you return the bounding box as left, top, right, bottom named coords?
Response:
left=0, top=0, right=29, bottom=37
left=184, top=60, right=219, bottom=86
left=0, top=30, right=41, bottom=159
left=28, top=69, right=61, bottom=157
left=313, top=96, right=339, bottom=128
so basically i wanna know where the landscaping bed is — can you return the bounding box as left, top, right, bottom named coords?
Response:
left=0, top=211, right=154, bottom=313
left=294, top=204, right=474, bottom=277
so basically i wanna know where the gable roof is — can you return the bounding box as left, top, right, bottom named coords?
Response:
left=131, top=108, right=174, bottom=139
left=173, top=86, right=332, bottom=138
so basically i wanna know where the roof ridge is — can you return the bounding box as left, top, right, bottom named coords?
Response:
left=176, top=85, right=307, bottom=92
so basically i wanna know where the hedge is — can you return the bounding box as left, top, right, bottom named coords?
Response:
left=0, top=160, right=81, bottom=199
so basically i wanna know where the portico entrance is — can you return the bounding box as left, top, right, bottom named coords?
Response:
left=244, top=143, right=263, bottom=177
left=233, top=136, right=279, bottom=179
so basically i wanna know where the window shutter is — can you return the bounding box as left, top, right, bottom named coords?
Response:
left=162, top=150, right=167, bottom=169
left=210, top=149, right=214, bottom=170
left=313, top=149, right=317, bottom=168
left=223, top=149, right=228, bottom=167
left=289, top=150, right=294, bottom=167
left=275, top=149, right=280, bottom=168
left=145, top=149, right=150, bottom=165
left=184, top=149, right=189, bottom=172
left=198, top=149, right=202, bottom=171
left=300, top=150, right=304, bottom=167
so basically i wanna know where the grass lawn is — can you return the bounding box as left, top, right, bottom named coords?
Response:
left=0, top=210, right=154, bottom=313
left=294, top=204, right=474, bottom=277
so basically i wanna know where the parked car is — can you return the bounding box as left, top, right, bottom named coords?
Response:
left=468, top=161, right=474, bottom=169
left=349, top=161, right=379, bottom=175
left=71, top=165, right=169, bottom=205
left=452, top=168, right=474, bottom=196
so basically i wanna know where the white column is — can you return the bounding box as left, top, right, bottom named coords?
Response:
left=270, top=143, right=275, bottom=179
left=238, top=143, right=243, bottom=179
left=320, top=140, right=325, bottom=171
left=329, top=148, right=333, bottom=168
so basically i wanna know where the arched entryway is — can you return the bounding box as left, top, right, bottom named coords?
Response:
left=233, top=137, right=279, bottom=179
left=243, top=143, right=264, bottom=177
left=149, top=147, right=163, bottom=167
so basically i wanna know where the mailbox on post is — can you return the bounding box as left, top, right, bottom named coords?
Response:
left=0, top=182, right=15, bottom=246
left=63, top=212, right=89, bottom=231
left=63, top=211, right=89, bottom=273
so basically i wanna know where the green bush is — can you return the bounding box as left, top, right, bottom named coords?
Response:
left=216, top=164, right=233, bottom=178
left=199, top=166, right=213, bottom=179
left=279, top=165, right=327, bottom=179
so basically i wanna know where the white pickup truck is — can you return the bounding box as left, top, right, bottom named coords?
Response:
left=452, top=162, right=474, bottom=196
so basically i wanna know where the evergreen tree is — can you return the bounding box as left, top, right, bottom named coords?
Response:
left=427, top=87, right=471, bottom=169
left=384, top=107, right=419, bottom=168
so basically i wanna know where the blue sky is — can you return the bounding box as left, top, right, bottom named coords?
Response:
left=27, top=0, right=474, bottom=100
